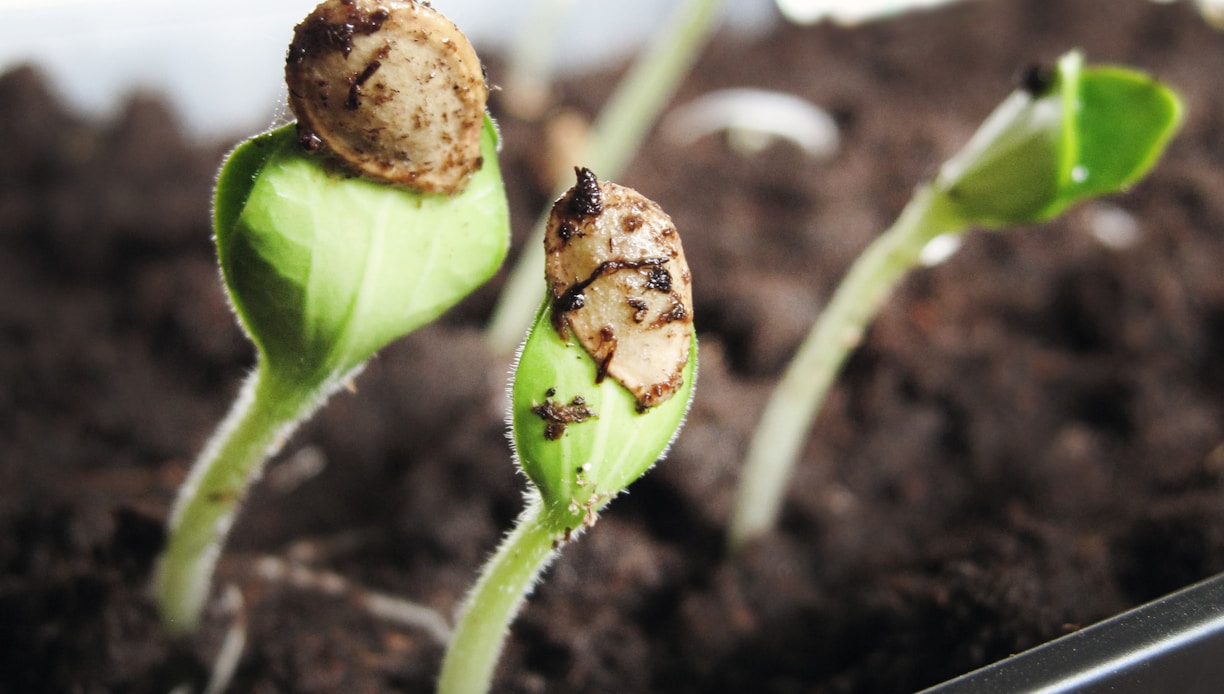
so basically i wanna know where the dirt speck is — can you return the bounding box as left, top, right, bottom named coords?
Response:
left=568, top=166, right=604, bottom=218
left=532, top=394, right=597, bottom=440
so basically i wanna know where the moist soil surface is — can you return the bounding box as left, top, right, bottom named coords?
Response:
left=5, top=0, right=1224, bottom=691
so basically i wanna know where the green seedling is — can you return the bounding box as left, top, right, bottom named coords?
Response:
left=437, top=169, right=696, bottom=694
left=153, top=0, right=509, bottom=632
left=728, top=51, right=1183, bottom=549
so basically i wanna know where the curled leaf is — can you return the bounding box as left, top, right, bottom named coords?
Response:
left=936, top=51, right=1183, bottom=227
left=512, top=302, right=697, bottom=523
left=215, top=116, right=509, bottom=385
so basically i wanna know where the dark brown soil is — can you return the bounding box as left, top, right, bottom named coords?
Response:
left=4, top=0, right=1224, bottom=691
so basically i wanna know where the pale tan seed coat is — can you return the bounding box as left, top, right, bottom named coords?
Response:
left=545, top=171, right=694, bottom=409
left=286, top=0, right=487, bottom=193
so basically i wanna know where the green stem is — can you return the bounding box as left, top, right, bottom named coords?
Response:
left=586, top=0, right=727, bottom=181
left=503, top=0, right=575, bottom=118
left=154, top=366, right=321, bottom=632
left=437, top=494, right=563, bottom=694
left=728, top=186, right=968, bottom=550
left=486, top=0, right=728, bottom=352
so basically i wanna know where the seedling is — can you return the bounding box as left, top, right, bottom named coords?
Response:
left=153, top=0, right=509, bottom=631
left=728, top=51, right=1183, bottom=549
left=436, top=169, right=696, bottom=694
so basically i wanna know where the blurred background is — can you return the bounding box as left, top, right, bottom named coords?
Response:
left=1, top=0, right=1039, bottom=140
left=0, top=0, right=782, bottom=140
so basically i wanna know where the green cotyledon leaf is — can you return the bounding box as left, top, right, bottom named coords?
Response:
left=1060, top=63, right=1184, bottom=201
left=512, top=300, right=697, bottom=529
left=935, top=51, right=1182, bottom=227
left=215, top=114, right=510, bottom=386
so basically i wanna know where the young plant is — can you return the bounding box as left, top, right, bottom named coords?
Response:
left=728, top=51, right=1183, bottom=549
left=153, top=0, right=509, bottom=632
left=437, top=168, right=696, bottom=694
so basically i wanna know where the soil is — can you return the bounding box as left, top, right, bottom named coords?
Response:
left=4, top=0, right=1224, bottom=692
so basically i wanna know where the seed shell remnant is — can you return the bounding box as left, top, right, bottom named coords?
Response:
left=545, top=168, right=694, bottom=409
left=286, top=0, right=488, bottom=193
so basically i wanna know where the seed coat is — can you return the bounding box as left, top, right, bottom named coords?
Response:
left=286, top=0, right=488, bottom=193
left=544, top=168, right=694, bottom=409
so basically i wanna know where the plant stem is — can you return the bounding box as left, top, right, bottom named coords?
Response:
left=728, top=185, right=967, bottom=550
left=154, top=366, right=320, bottom=632
left=486, top=0, right=728, bottom=353
left=502, top=0, right=575, bottom=119
left=437, top=494, right=562, bottom=694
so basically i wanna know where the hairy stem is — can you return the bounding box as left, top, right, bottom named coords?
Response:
left=154, top=366, right=322, bottom=632
left=728, top=186, right=967, bottom=550
left=486, top=0, right=728, bottom=352
left=436, top=494, right=563, bottom=694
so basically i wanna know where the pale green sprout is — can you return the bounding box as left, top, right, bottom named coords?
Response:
left=153, top=117, right=510, bottom=632
left=438, top=303, right=696, bottom=694
left=439, top=172, right=696, bottom=694
left=728, top=51, right=1184, bottom=549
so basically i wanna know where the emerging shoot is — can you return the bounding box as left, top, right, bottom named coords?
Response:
left=728, top=51, right=1183, bottom=550
left=437, top=169, right=696, bottom=694
left=153, top=0, right=509, bottom=632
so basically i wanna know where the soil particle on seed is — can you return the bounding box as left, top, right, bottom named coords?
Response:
left=531, top=393, right=597, bottom=441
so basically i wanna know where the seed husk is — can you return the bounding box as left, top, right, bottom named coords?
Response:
left=286, top=0, right=488, bottom=193
left=545, top=168, right=694, bottom=409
